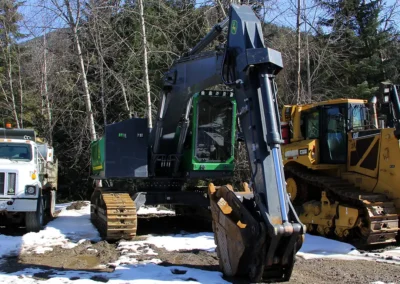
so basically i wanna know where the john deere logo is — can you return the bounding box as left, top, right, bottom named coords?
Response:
left=231, top=20, right=238, bottom=35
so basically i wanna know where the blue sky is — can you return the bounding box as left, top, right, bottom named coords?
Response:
left=17, top=0, right=400, bottom=40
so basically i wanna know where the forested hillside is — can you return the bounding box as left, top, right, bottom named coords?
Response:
left=0, top=0, right=398, bottom=200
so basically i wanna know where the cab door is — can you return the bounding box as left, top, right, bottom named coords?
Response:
left=320, top=105, right=347, bottom=164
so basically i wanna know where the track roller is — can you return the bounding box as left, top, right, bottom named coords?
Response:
left=90, top=188, right=137, bottom=241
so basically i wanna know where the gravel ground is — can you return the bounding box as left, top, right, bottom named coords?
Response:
left=0, top=212, right=398, bottom=283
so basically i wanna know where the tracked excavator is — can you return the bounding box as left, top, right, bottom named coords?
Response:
left=89, top=3, right=305, bottom=282
left=280, top=82, right=400, bottom=246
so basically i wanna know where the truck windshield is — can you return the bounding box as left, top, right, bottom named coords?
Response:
left=0, top=143, right=32, bottom=161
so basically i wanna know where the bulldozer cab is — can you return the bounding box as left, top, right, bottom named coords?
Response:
left=282, top=99, right=368, bottom=168
left=301, top=104, right=347, bottom=164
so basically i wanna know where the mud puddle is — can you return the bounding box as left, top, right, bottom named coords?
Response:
left=66, top=201, right=89, bottom=210
left=0, top=240, right=120, bottom=274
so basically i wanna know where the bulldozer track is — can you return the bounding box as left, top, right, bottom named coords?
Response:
left=91, top=189, right=137, bottom=241
left=286, top=165, right=399, bottom=246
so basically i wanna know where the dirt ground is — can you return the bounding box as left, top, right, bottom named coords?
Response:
left=66, top=201, right=89, bottom=211
left=136, top=242, right=400, bottom=284
left=287, top=258, right=400, bottom=284
left=0, top=213, right=399, bottom=283
left=0, top=240, right=119, bottom=280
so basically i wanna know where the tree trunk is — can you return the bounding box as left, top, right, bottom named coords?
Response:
left=139, top=0, right=152, bottom=129
left=75, top=31, right=97, bottom=141
left=4, top=31, right=20, bottom=128
left=296, top=0, right=301, bottom=105
left=17, top=47, right=24, bottom=128
left=43, top=32, right=53, bottom=144
left=115, top=75, right=131, bottom=118
left=216, top=0, right=227, bottom=17
left=65, top=0, right=97, bottom=141
left=100, top=62, right=107, bottom=126
left=304, top=0, right=311, bottom=103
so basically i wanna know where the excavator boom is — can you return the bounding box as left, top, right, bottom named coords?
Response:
left=152, top=4, right=305, bottom=282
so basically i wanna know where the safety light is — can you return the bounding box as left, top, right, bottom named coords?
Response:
left=5, top=123, right=12, bottom=129
left=31, top=172, right=37, bottom=180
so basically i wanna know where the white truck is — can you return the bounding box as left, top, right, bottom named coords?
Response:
left=0, top=125, right=57, bottom=232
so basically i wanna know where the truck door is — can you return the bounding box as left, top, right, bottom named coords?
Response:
left=320, top=105, right=347, bottom=164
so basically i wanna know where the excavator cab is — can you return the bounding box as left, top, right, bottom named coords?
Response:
left=182, top=90, right=236, bottom=175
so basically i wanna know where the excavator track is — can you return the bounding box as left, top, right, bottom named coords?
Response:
left=286, top=164, right=399, bottom=246
left=90, top=188, right=137, bottom=241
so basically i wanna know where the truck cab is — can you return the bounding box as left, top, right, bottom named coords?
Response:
left=0, top=125, right=57, bottom=232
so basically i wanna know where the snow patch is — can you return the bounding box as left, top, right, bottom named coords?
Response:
left=0, top=234, right=22, bottom=257
left=144, top=232, right=216, bottom=252
left=118, top=241, right=158, bottom=256
left=20, top=202, right=100, bottom=254
left=137, top=206, right=175, bottom=215
left=298, top=234, right=361, bottom=260
left=359, top=248, right=400, bottom=264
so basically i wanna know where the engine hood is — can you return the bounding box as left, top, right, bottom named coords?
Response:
left=0, top=159, right=35, bottom=172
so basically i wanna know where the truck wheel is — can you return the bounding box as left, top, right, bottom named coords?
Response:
left=25, top=197, right=44, bottom=232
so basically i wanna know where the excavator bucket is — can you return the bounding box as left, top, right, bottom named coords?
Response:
left=209, top=183, right=298, bottom=282
left=209, top=183, right=265, bottom=280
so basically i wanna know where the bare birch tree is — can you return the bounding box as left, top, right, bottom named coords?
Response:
left=139, top=0, right=152, bottom=128
left=17, top=46, right=24, bottom=127
left=49, top=0, right=97, bottom=141
left=0, top=0, right=24, bottom=127
left=42, top=32, right=53, bottom=143
left=296, top=0, right=301, bottom=104
left=303, top=0, right=311, bottom=102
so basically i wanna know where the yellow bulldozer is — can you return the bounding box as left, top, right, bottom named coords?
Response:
left=280, top=82, right=400, bottom=246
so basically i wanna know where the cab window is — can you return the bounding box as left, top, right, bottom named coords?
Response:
left=0, top=143, right=32, bottom=161
left=305, top=110, right=320, bottom=139
left=351, top=104, right=365, bottom=131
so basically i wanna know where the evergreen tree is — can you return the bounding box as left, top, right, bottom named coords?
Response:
left=316, top=0, right=395, bottom=98
left=0, top=0, right=25, bottom=126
